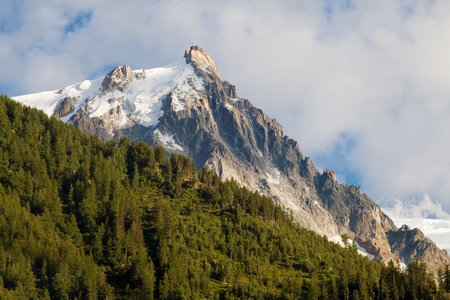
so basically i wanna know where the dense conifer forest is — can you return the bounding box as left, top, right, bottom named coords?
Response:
left=0, top=94, right=449, bottom=299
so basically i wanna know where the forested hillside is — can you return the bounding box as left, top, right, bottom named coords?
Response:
left=0, top=94, right=449, bottom=299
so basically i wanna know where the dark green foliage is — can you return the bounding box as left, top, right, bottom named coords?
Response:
left=0, top=95, right=447, bottom=299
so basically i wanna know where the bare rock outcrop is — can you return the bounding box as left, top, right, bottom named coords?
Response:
left=69, top=109, right=113, bottom=141
left=53, top=97, right=75, bottom=118
left=184, top=44, right=221, bottom=82
left=101, top=65, right=134, bottom=94
left=387, top=225, right=450, bottom=270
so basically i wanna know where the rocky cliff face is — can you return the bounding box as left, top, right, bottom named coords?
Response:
left=387, top=225, right=450, bottom=271
left=13, top=45, right=450, bottom=273
left=101, top=65, right=134, bottom=94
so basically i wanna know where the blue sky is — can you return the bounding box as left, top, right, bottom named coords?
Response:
left=64, top=11, right=92, bottom=34
left=2, top=0, right=450, bottom=223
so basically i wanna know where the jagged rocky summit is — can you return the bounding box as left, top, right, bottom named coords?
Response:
left=13, top=45, right=450, bottom=273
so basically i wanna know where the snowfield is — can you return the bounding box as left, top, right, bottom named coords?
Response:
left=13, top=58, right=204, bottom=129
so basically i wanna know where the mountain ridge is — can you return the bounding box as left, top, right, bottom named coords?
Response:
left=13, top=45, right=450, bottom=273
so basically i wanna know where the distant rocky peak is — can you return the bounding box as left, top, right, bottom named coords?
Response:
left=184, top=44, right=220, bottom=82
left=101, top=65, right=134, bottom=94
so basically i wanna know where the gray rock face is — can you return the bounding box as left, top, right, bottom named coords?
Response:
left=124, top=46, right=449, bottom=272
left=101, top=65, right=134, bottom=94
left=53, top=97, right=75, bottom=118
left=184, top=45, right=220, bottom=82
left=69, top=109, right=113, bottom=142
left=14, top=45, right=450, bottom=275
left=386, top=225, right=450, bottom=271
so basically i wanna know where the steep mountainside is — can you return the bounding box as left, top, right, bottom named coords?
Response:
left=13, top=45, right=450, bottom=272
left=2, top=95, right=446, bottom=299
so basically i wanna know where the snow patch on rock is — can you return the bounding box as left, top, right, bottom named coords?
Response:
left=266, top=168, right=281, bottom=185
left=330, top=235, right=375, bottom=260
left=354, top=240, right=375, bottom=260
left=171, top=93, right=185, bottom=112
left=225, top=103, right=234, bottom=111
left=154, top=129, right=184, bottom=152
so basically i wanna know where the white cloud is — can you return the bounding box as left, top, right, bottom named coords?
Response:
left=2, top=0, right=450, bottom=216
left=380, top=194, right=450, bottom=220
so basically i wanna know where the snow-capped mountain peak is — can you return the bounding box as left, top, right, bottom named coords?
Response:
left=184, top=44, right=220, bottom=81
left=14, top=57, right=205, bottom=136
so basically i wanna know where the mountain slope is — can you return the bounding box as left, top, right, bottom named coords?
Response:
left=4, top=94, right=446, bottom=299
left=13, top=45, right=450, bottom=272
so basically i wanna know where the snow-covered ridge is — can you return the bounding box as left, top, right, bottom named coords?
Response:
left=13, top=58, right=204, bottom=129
